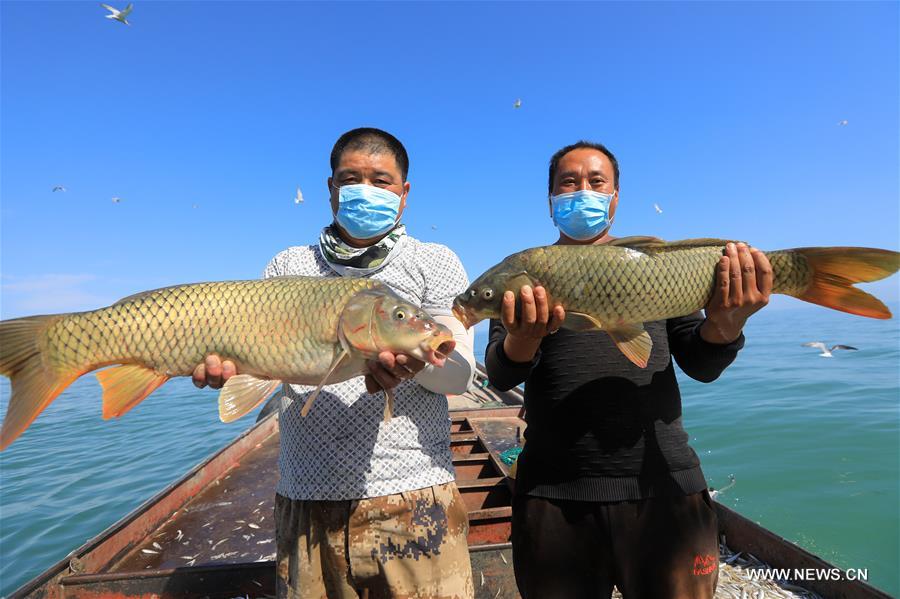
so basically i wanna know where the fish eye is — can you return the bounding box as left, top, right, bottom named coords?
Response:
left=394, top=310, right=406, bottom=320
left=468, top=289, right=477, bottom=297
left=482, top=289, right=494, bottom=300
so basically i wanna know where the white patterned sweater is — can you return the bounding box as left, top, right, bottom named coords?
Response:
left=264, top=236, right=475, bottom=500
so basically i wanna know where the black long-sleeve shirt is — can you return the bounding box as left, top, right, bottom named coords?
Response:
left=486, top=312, right=744, bottom=501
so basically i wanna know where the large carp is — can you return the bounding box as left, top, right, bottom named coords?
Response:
left=0, top=277, right=456, bottom=451
left=452, top=237, right=899, bottom=368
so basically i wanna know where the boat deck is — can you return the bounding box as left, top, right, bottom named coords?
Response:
left=107, top=409, right=525, bottom=575
left=112, top=426, right=280, bottom=573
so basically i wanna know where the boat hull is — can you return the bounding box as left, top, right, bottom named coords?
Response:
left=10, top=367, right=891, bottom=599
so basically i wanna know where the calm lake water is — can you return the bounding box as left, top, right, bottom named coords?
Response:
left=1, top=303, right=898, bottom=595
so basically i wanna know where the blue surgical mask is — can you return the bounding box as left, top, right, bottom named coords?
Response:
left=334, top=183, right=402, bottom=240
left=550, top=189, right=614, bottom=241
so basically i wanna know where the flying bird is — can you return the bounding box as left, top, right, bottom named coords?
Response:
left=709, top=474, right=736, bottom=500
left=801, top=342, right=858, bottom=357
left=513, top=99, right=522, bottom=109
left=653, top=203, right=663, bottom=214
left=112, top=197, right=123, bottom=204
left=294, top=186, right=304, bottom=204
left=101, top=3, right=133, bottom=25
left=838, top=119, right=849, bottom=126
left=52, top=186, right=67, bottom=193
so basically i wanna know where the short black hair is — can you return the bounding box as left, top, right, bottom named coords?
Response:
left=330, top=127, right=410, bottom=181
left=548, top=140, right=619, bottom=194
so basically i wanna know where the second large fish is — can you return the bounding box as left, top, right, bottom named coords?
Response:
left=453, top=237, right=899, bottom=367
left=0, top=277, right=456, bottom=451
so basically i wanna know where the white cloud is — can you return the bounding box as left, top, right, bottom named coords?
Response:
left=1, top=274, right=108, bottom=317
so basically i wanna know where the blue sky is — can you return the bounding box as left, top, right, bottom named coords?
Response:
left=2, top=1, right=898, bottom=320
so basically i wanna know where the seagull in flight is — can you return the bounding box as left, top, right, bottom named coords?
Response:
left=52, top=185, right=67, bottom=192
left=653, top=203, right=663, bottom=214
left=112, top=196, right=123, bottom=203
left=513, top=98, right=522, bottom=109
left=294, top=186, right=304, bottom=204
left=101, top=3, right=133, bottom=25
left=838, top=119, right=849, bottom=126
left=709, top=474, right=736, bottom=500
left=802, top=342, right=858, bottom=357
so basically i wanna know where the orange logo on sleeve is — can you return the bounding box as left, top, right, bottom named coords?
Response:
left=692, top=553, right=717, bottom=575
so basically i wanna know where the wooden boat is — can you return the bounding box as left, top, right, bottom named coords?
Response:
left=10, top=366, right=891, bottom=599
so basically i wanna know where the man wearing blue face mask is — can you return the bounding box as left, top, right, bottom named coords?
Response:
left=485, top=141, right=772, bottom=599
left=193, top=128, right=476, bottom=598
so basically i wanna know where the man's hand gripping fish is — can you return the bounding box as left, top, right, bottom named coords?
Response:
left=0, top=277, right=456, bottom=451
left=453, top=237, right=899, bottom=367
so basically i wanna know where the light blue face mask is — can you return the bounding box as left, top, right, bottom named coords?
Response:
left=334, top=183, right=402, bottom=240
left=550, top=189, right=614, bottom=241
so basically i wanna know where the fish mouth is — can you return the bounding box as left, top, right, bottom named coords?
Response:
left=422, top=332, right=456, bottom=367
left=451, top=303, right=472, bottom=329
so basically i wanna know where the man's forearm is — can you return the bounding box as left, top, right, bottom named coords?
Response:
left=484, top=319, right=538, bottom=392
left=669, top=313, right=744, bottom=383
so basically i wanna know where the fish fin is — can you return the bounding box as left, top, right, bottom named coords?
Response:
left=383, top=386, right=395, bottom=422
left=662, top=237, right=741, bottom=247
left=218, top=375, right=281, bottom=423
left=610, top=237, right=742, bottom=251
left=300, top=349, right=350, bottom=417
left=0, top=315, right=77, bottom=451
left=607, top=323, right=653, bottom=368
left=561, top=311, right=605, bottom=332
left=790, top=247, right=899, bottom=319
left=113, top=285, right=183, bottom=306
left=113, top=291, right=148, bottom=305
left=96, top=364, right=169, bottom=419
left=608, top=236, right=667, bottom=247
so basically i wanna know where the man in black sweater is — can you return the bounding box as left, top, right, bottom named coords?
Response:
left=485, top=141, right=772, bottom=599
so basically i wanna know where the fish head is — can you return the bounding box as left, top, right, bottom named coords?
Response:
left=340, top=288, right=456, bottom=367
left=453, top=264, right=539, bottom=328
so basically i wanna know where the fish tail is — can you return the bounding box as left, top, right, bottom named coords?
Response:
left=0, top=315, right=78, bottom=451
left=777, top=247, right=900, bottom=319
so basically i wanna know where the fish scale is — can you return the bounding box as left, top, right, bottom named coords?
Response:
left=453, top=237, right=899, bottom=368
left=44, top=277, right=376, bottom=379
left=513, top=245, right=724, bottom=323
left=0, top=276, right=457, bottom=450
